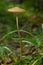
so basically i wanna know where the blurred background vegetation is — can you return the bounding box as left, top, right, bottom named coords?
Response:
left=0, top=0, right=43, bottom=65
left=0, top=0, right=43, bottom=43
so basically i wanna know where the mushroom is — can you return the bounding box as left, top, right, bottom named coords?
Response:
left=8, top=7, right=26, bottom=60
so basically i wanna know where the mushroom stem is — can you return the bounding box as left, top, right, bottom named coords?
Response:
left=16, top=16, right=22, bottom=60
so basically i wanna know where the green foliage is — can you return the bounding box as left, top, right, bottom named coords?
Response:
left=0, top=0, right=43, bottom=65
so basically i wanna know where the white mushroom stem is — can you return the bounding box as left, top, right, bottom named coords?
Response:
left=16, top=16, right=22, bottom=60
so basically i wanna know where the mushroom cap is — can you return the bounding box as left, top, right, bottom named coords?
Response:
left=8, top=7, right=26, bottom=13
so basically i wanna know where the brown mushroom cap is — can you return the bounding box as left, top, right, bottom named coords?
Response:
left=8, top=7, right=26, bottom=13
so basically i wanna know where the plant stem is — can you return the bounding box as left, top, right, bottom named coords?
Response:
left=16, top=16, right=22, bottom=60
